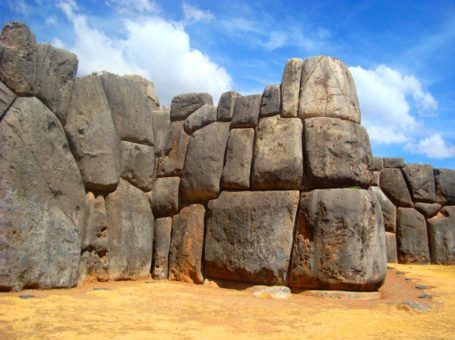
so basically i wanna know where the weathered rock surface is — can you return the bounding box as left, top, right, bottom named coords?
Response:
left=304, top=117, right=372, bottom=189
left=380, top=169, right=413, bottom=207
left=403, top=164, right=436, bottom=203
left=289, top=189, right=386, bottom=291
left=105, top=180, right=154, bottom=280
left=252, top=116, right=303, bottom=189
left=383, top=157, right=404, bottom=168
left=298, top=56, right=360, bottom=123
left=260, top=85, right=280, bottom=117
left=217, top=91, right=240, bottom=121
left=170, top=93, right=212, bottom=121
left=180, top=122, right=230, bottom=202
left=0, top=97, right=85, bottom=291
left=385, top=232, right=398, bottom=263
left=221, top=128, right=254, bottom=189
left=428, top=207, right=455, bottom=265
left=434, top=168, right=455, bottom=205
left=371, top=171, right=380, bottom=186
left=169, top=204, right=205, bottom=283
left=152, top=108, right=171, bottom=157
left=230, top=94, right=261, bottom=128
left=149, top=177, right=180, bottom=217
left=205, top=191, right=299, bottom=285
left=415, top=202, right=441, bottom=218
left=65, top=75, right=121, bottom=191
left=281, top=58, right=302, bottom=117
left=371, top=157, right=384, bottom=171
left=397, top=208, right=430, bottom=264
left=157, top=121, right=190, bottom=177
left=120, top=141, right=156, bottom=192
left=183, top=104, right=217, bottom=134
left=152, top=217, right=173, bottom=280
left=370, top=186, right=397, bottom=233
left=0, top=80, right=15, bottom=118
left=99, top=72, right=158, bottom=145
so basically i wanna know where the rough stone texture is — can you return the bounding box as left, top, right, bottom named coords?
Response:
left=428, top=207, right=455, bottom=265
left=35, top=44, right=78, bottom=124
left=281, top=58, right=302, bottom=118
left=397, top=208, right=430, bottom=264
left=180, top=122, right=230, bottom=202
left=385, top=232, right=398, bottom=263
left=183, top=104, right=217, bottom=135
left=99, top=72, right=157, bottom=145
left=370, top=186, right=397, bottom=233
left=217, top=91, right=240, bottom=121
left=221, top=128, right=254, bottom=190
left=260, top=85, right=280, bottom=117
left=170, top=93, right=212, bottom=121
left=415, top=202, right=441, bottom=218
left=298, top=56, right=360, bottom=123
left=230, top=94, right=261, bottom=128
left=252, top=116, right=303, bottom=189
left=152, top=109, right=171, bottom=157
left=434, top=168, right=455, bottom=205
left=371, top=171, right=380, bottom=186
left=65, top=75, right=121, bottom=191
left=149, top=177, right=180, bottom=217
left=152, top=217, right=172, bottom=280
left=79, top=193, right=109, bottom=282
left=403, top=164, right=437, bottom=203
left=380, top=168, right=413, bottom=207
left=289, top=189, right=386, bottom=291
left=371, top=157, right=384, bottom=171
left=0, top=80, right=15, bottom=118
left=304, top=117, right=372, bottom=189
left=157, top=121, right=190, bottom=177
left=383, top=157, right=405, bottom=168
left=205, top=191, right=299, bottom=285
left=169, top=204, right=205, bottom=283
left=0, top=97, right=85, bottom=291
left=120, top=141, right=156, bottom=192
left=0, top=22, right=37, bottom=95
left=105, top=180, right=154, bottom=280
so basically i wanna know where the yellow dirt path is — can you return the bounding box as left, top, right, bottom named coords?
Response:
left=1, top=264, right=455, bottom=339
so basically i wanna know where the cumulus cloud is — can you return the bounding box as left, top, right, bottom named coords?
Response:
left=182, top=1, right=214, bottom=25
left=106, top=0, right=161, bottom=14
left=405, top=134, right=455, bottom=159
left=57, top=0, right=232, bottom=105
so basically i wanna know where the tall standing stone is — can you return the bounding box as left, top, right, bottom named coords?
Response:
left=428, top=207, right=455, bottom=265
left=385, top=232, right=398, bottom=263
left=152, top=108, right=171, bottom=157
left=370, top=186, right=397, bottom=233
left=397, top=208, right=430, bottom=264
left=152, top=217, right=173, bottom=280
left=281, top=58, right=302, bottom=118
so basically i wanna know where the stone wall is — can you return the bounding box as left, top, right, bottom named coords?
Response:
left=0, top=22, right=453, bottom=292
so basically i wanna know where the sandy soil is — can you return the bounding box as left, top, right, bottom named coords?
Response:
left=1, top=264, right=455, bottom=339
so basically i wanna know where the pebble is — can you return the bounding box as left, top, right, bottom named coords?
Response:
left=418, top=293, right=432, bottom=299
left=19, top=294, right=34, bottom=299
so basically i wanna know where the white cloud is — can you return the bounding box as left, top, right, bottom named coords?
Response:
left=5, top=0, right=30, bottom=15
left=106, top=0, right=160, bottom=14
left=182, top=1, right=214, bottom=25
left=406, top=134, right=455, bottom=159
left=57, top=0, right=232, bottom=105
left=262, top=31, right=287, bottom=50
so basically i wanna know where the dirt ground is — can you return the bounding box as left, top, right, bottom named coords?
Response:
left=1, top=264, right=455, bottom=339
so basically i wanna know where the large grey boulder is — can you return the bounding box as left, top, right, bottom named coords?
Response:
left=65, top=75, right=121, bottom=191
left=402, top=164, right=436, bottom=203
left=428, top=207, right=455, bottom=265
left=152, top=217, right=173, bottom=280
left=149, top=177, right=180, bottom=217
left=415, top=202, right=441, bottom=218
left=397, top=208, right=430, bottom=264
left=152, top=108, right=171, bottom=157
left=0, top=80, right=15, bottom=118
left=169, top=204, right=205, bottom=283
left=0, top=97, right=85, bottom=291
left=217, top=91, right=240, bottom=121
left=370, top=186, right=397, bottom=233
left=183, top=104, right=217, bottom=134
left=170, top=93, right=212, bottom=121
left=221, top=128, right=254, bottom=190
left=120, top=141, right=156, bottom=192
left=205, top=191, right=299, bottom=285
left=383, top=157, right=404, bottom=168
left=260, top=84, right=280, bottom=117
left=298, top=56, right=360, bottom=123
left=157, top=121, right=190, bottom=177
left=385, top=232, right=398, bottom=263
left=252, top=116, right=303, bottom=190
left=380, top=168, right=413, bottom=207
left=281, top=58, right=302, bottom=117
left=230, top=94, right=261, bottom=128
left=304, top=117, right=372, bottom=189
left=289, top=189, right=386, bottom=291
left=180, top=122, right=230, bottom=202
left=99, top=72, right=158, bottom=145
left=434, top=168, right=455, bottom=205
left=105, top=179, right=154, bottom=280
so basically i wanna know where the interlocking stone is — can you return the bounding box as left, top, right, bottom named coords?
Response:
left=170, top=93, right=212, bottom=121
left=397, top=208, right=430, bottom=264
left=152, top=217, right=173, bottom=280
left=217, top=91, right=240, bottom=121
left=149, top=177, right=180, bottom=217
left=157, top=121, right=190, bottom=177
left=428, top=207, right=455, bottom=265
left=434, top=168, right=455, bottom=205
left=281, top=58, right=302, bottom=117
left=402, top=164, right=437, bottom=203
left=380, top=168, right=413, bottom=207
left=120, top=141, right=156, bottom=192
left=231, top=94, right=261, bottom=128
left=260, top=84, right=280, bottom=117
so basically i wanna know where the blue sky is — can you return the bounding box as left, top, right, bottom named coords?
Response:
left=1, top=0, right=454, bottom=168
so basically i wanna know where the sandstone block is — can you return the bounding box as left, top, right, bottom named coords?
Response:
left=403, top=164, right=437, bottom=203
left=230, top=94, right=261, bottom=128
left=120, top=141, right=156, bottom=191
left=157, top=121, right=190, bottom=177
left=170, top=93, right=212, bottom=121
left=415, top=202, right=441, bottom=218
left=380, top=168, right=413, bottom=207
left=260, top=84, right=280, bottom=117
left=183, top=104, right=217, bottom=134
left=385, top=232, right=398, bottom=263
left=217, top=91, right=240, bottom=121
left=152, top=108, right=171, bottom=157
left=428, top=207, right=455, bottom=265
left=281, top=58, right=302, bottom=117
left=370, top=186, right=397, bottom=233
left=434, top=168, right=455, bottom=205
left=0, top=80, right=15, bottom=118
left=397, top=208, right=430, bottom=264
left=149, top=177, right=180, bottom=217
left=152, top=217, right=173, bottom=280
